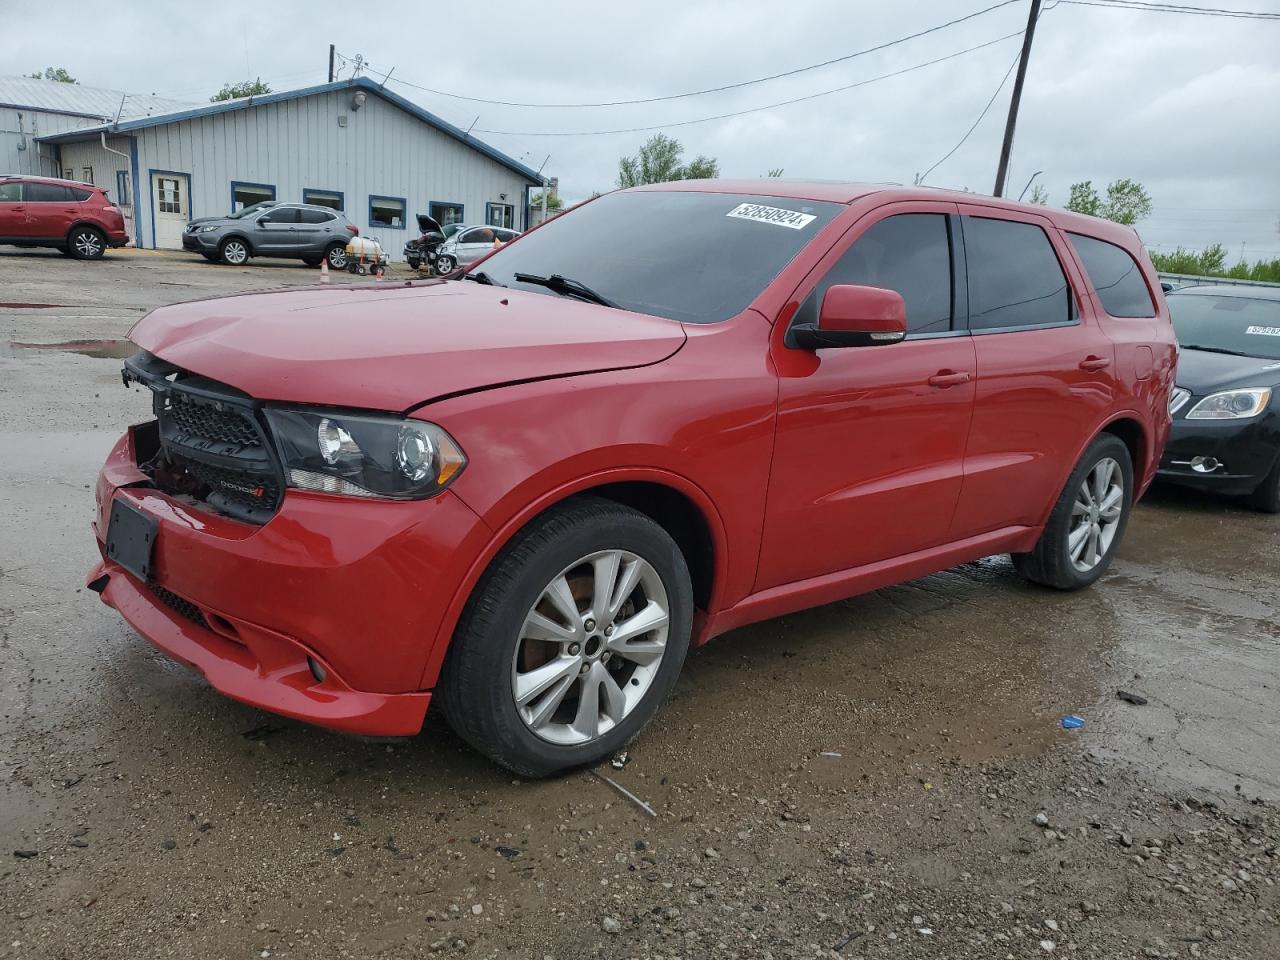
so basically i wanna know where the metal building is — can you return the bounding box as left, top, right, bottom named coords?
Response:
left=20, top=76, right=547, bottom=257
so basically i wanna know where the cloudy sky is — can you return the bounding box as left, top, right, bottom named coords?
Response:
left=4, top=0, right=1278, bottom=259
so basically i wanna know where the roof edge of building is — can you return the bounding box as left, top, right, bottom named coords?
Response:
left=35, top=77, right=546, bottom=186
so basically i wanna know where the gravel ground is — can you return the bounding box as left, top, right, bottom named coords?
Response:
left=1, top=249, right=1277, bottom=959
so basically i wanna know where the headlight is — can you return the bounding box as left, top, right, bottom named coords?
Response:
left=265, top=408, right=466, bottom=499
left=199, top=225, right=220, bottom=233
left=1185, top=387, right=1272, bottom=420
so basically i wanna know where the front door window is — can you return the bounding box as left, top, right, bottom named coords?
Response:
left=158, top=178, right=182, bottom=215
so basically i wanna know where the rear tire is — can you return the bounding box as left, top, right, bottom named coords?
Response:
left=67, top=226, right=105, bottom=260
left=1246, top=456, right=1280, bottom=513
left=324, top=243, right=348, bottom=270
left=437, top=497, right=693, bottom=778
left=1012, top=434, right=1133, bottom=590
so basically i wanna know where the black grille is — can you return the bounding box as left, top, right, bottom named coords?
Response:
left=182, top=458, right=282, bottom=513
left=149, top=582, right=208, bottom=629
left=166, top=393, right=261, bottom=449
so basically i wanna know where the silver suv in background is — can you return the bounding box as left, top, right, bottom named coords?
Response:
left=183, top=201, right=359, bottom=268
left=434, top=224, right=520, bottom=273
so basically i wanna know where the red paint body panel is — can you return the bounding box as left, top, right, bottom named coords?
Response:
left=128, top=282, right=686, bottom=411
left=90, top=182, right=1176, bottom=735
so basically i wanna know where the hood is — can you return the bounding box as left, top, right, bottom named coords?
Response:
left=416, top=213, right=444, bottom=234
left=1176, top=347, right=1280, bottom=394
left=186, top=216, right=223, bottom=228
left=129, top=281, right=687, bottom=411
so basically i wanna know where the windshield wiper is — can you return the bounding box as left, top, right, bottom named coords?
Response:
left=461, top=271, right=504, bottom=287
left=513, top=272, right=617, bottom=308
left=1181, top=344, right=1250, bottom=357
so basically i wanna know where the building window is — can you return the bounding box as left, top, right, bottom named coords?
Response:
left=231, top=181, right=276, bottom=212
left=115, top=171, right=131, bottom=208
left=369, top=195, right=406, bottom=229
left=303, top=188, right=344, bottom=211
left=158, top=177, right=182, bottom=214
left=63, top=168, right=72, bottom=180
left=82, top=166, right=94, bottom=184
left=429, top=201, right=464, bottom=227
left=486, top=202, right=514, bottom=229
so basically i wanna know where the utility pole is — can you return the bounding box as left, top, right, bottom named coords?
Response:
left=993, top=0, right=1042, bottom=198
left=328, top=44, right=335, bottom=83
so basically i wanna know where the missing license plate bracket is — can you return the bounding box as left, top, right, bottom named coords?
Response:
left=106, top=498, right=158, bottom=582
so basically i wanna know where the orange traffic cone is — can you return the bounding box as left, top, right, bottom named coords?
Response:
left=320, top=259, right=330, bottom=285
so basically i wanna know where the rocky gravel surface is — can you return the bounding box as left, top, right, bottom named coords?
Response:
left=2, top=251, right=1277, bottom=958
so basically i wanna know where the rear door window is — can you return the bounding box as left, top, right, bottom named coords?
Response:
left=964, top=217, right=1074, bottom=331
left=1067, top=233, right=1155, bottom=318
left=25, top=183, right=74, bottom=202
left=298, top=208, right=334, bottom=224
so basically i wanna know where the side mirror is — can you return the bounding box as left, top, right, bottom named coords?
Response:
left=1160, top=281, right=1175, bottom=293
left=790, top=284, right=908, bottom=349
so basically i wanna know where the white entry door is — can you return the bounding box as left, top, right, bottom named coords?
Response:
left=151, top=173, right=189, bottom=249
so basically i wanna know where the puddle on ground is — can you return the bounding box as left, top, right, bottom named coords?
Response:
left=2, top=338, right=137, bottom=359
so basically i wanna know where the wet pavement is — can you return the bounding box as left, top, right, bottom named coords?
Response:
left=1, top=250, right=1277, bottom=958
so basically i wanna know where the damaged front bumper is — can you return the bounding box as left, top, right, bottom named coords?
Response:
left=88, top=423, right=491, bottom=736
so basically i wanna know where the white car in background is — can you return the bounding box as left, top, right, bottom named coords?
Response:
left=434, top=224, right=520, bottom=273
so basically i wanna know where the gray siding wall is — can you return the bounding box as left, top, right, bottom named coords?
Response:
left=132, top=90, right=533, bottom=256
left=1, top=108, right=97, bottom=176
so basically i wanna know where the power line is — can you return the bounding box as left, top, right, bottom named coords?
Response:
left=918, top=52, right=1023, bottom=184
left=1058, top=0, right=1280, bottom=19
left=367, top=0, right=1024, bottom=109
left=472, top=32, right=1024, bottom=138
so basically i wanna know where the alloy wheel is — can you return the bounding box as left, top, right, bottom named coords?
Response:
left=73, top=230, right=102, bottom=258
left=223, top=240, right=248, bottom=265
left=511, top=550, right=670, bottom=746
left=436, top=255, right=454, bottom=274
left=327, top=246, right=348, bottom=269
left=1068, top=457, right=1124, bottom=572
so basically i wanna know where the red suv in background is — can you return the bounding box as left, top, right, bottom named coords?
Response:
left=0, top=175, right=128, bottom=258
left=88, top=181, right=1176, bottom=776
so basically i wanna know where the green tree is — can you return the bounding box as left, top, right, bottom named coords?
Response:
left=211, top=78, right=272, bottom=102
left=764, top=168, right=784, bottom=178
left=28, top=67, right=77, bottom=84
left=1065, top=178, right=1152, bottom=225
left=617, top=134, right=719, bottom=188
left=1027, top=184, right=1049, bottom=206
left=529, top=191, right=563, bottom=212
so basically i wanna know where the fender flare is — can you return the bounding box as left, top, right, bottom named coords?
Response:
left=417, top=466, right=730, bottom=689
left=1036, top=409, right=1150, bottom=529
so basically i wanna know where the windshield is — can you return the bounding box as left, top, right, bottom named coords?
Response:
left=1170, top=293, right=1280, bottom=361
left=476, top=190, right=842, bottom=323
left=228, top=201, right=275, bottom=220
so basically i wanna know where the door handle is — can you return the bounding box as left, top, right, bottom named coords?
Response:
left=1079, top=356, right=1111, bottom=371
left=928, top=370, right=972, bottom=388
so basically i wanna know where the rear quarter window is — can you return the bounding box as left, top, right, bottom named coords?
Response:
left=1068, top=233, right=1155, bottom=318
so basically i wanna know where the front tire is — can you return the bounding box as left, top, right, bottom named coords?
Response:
left=1246, top=456, right=1280, bottom=513
left=438, top=497, right=693, bottom=777
left=68, top=226, right=105, bottom=260
left=435, top=254, right=455, bottom=274
left=1012, top=434, right=1133, bottom=590
left=218, top=237, right=249, bottom=265
left=302, top=255, right=323, bottom=267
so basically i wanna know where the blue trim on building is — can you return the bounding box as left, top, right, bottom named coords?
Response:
left=230, top=180, right=276, bottom=210
left=146, top=168, right=193, bottom=250
left=369, top=194, right=408, bottom=230
left=128, top=139, right=141, bottom=247
left=303, top=187, right=344, bottom=211
left=36, top=77, right=546, bottom=186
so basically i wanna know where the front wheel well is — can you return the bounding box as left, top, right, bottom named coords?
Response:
left=575, top=481, right=716, bottom=612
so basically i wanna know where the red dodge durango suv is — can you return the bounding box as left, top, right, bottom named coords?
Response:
left=0, top=175, right=129, bottom=258
left=88, top=182, right=1176, bottom=775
